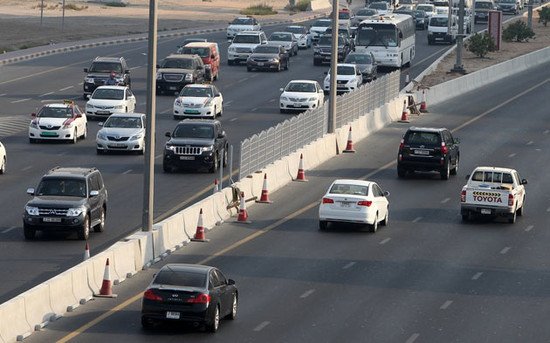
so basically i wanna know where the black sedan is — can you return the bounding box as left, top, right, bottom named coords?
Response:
left=246, top=44, right=289, bottom=72
left=141, top=264, right=238, bottom=332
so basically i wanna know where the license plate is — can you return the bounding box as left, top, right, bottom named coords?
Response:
left=166, top=311, right=180, bottom=319
left=43, top=217, right=61, bottom=223
left=481, top=209, right=491, bottom=215
left=168, top=86, right=177, bottom=90
left=179, top=156, right=195, bottom=160
left=414, top=149, right=430, bottom=155
left=110, top=143, right=126, bottom=148
left=435, top=37, right=443, bottom=41
left=293, top=103, right=302, bottom=107
left=41, top=132, right=58, bottom=136
left=184, top=110, right=200, bottom=114
left=257, top=62, right=264, bottom=66
left=96, top=110, right=109, bottom=115
left=340, top=202, right=351, bottom=208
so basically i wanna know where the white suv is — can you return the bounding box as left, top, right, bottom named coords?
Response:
left=227, top=17, right=261, bottom=39
left=28, top=101, right=88, bottom=144
left=323, top=64, right=363, bottom=94
left=85, top=85, right=136, bottom=119
left=227, top=31, right=267, bottom=65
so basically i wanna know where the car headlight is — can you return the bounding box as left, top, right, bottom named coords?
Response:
left=347, top=79, right=355, bottom=84
left=185, top=74, right=193, bottom=81
left=269, top=58, right=279, bottom=63
left=174, top=98, right=182, bottom=107
left=25, top=206, right=39, bottom=216
left=201, top=146, right=213, bottom=152
left=97, top=132, right=107, bottom=140
left=87, top=103, right=95, bottom=109
left=228, top=46, right=236, bottom=52
left=130, top=132, right=144, bottom=140
left=165, top=144, right=176, bottom=152
left=30, top=121, right=38, bottom=129
left=203, top=98, right=213, bottom=106
left=308, top=97, right=317, bottom=101
left=67, top=207, right=85, bottom=217
left=280, top=96, right=289, bottom=101
left=156, top=72, right=162, bottom=80
left=85, top=77, right=94, bottom=83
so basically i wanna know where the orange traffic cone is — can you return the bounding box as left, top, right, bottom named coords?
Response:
left=256, top=174, right=273, bottom=203
left=295, top=153, right=308, bottom=182
left=236, top=192, right=251, bottom=223
left=213, top=178, right=219, bottom=194
left=95, top=258, right=117, bottom=298
left=191, top=208, right=209, bottom=242
left=399, top=99, right=409, bottom=123
left=420, top=90, right=428, bottom=113
left=343, top=126, right=356, bottom=153
left=83, top=242, right=90, bottom=261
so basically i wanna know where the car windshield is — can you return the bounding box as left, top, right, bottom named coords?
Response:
left=356, top=25, right=398, bottom=47
left=414, top=10, right=427, bottom=18
left=433, top=1, right=449, bottom=6
left=91, top=88, right=124, bottom=100
left=436, top=7, right=449, bottom=14
left=232, top=35, right=260, bottom=44
left=154, top=268, right=207, bottom=288
left=318, top=35, right=346, bottom=46
left=405, top=131, right=441, bottom=145
left=329, top=183, right=369, bottom=196
left=335, top=66, right=355, bottom=75
left=180, top=87, right=213, bottom=97
left=285, top=82, right=316, bottom=92
left=161, top=58, right=193, bottom=69
left=173, top=124, right=214, bottom=139
left=417, top=5, right=433, bottom=11
left=89, top=62, right=122, bottom=73
left=313, top=20, right=332, bottom=27
left=231, top=18, right=254, bottom=25
left=270, top=33, right=293, bottom=41
left=500, top=0, right=515, bottom=3
left=357, top=9, right=378, bottom=16
left=103, top=116, right=142, bottom=128
left=37, top=106, right=73, bottom=118
left=339, top=12, right=351, bottom=19
left=179, top=47, right=210, bottom=57
left=36, top=178, right=87, bottom=197
left=475, top=1, right=494, bottom=8
left=345, top=53, right=373, bottom=64
left=369, top=2, right=388, bottom=10
left=430, top=17, right=448, bottom=27
left=285, top=26, right=305, bottom=34
left=254, top=45, right=280, bottom=54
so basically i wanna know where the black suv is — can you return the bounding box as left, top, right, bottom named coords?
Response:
left=163, top=120, right=228, bottom=173
left=83, top=56, right=131, bottom=99
left=23, top=167, right=108, bottom=240
left=156, top=54, right=206, bottom=95
left=313, top=34, right=351, bottom=66
left=397, top=127, right=460, bottom=180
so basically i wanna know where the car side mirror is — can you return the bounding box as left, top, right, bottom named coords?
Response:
left=383, top=191, right=390, bottom=197
left=279, top=88, right=284, bottom=92
left=89, top=190, right=99, bottom=197
left=521, top=179, right=528, bottom=185
left=218, top=131, right=226, bottom=138
left=31, top=112, right=36, bottom=117
left=211, top=54, right=216, bottom=59
left=83, top=68, right=88, bottom=73
left=165, top=132, right=171, bottom=138
left=125, top=70, right=130, bottom=74
left=454, top=138, right=460, bottom=144
left=156, top=64, right=160, bottom=68
left=27, top=188, right=35, bottom=195
left=98, top=122, right=104, bottom=126
left=215, top=93, right=221, bottom=97
left=227, top=279, right=236, bottom=285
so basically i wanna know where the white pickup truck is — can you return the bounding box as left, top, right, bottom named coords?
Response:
left=460, top=166, right=527, bottom=223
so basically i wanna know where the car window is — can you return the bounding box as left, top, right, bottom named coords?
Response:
left=96, top=172, right=104, bottom=189
left=502, top=173, right=513, bottom=184
left=37, top=178, right=86, bottom=197
left=173, top=124, right=214, bottom=139
left=210, top=270, right=222, bottom=287
left=329, top=183, right=369, bottom=196
left=215, top=270, right=227, bottom=285
left=155, top=269, right=207, bottom=288
left=38, top=106, right=73, bottom=118
left=405, top=132, right=441, bottom=145
left=471, top=171, right=484, bottom=181
left=90, top=173, right=101, bottom=192
left=372, top=184, right=384, bottom=197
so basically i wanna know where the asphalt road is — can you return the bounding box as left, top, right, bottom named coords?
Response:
left=22, top=61, right=550, bottom=343
left=0, top=14, right=500, bottom=304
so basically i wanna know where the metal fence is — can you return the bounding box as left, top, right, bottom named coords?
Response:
left=238, top=71, right=401, bottom=180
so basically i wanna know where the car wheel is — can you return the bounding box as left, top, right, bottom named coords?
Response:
left=228, top=60, right=234, bottom=66
left=370, top=214, right=378, bottom=233
left=517, top=198, right=525, bottom=216
left=0, top=156, right=5, bottom=174
left=72, top=129, right=78, bottom=144
left=29, top=137, right=36, bottom=144
left=319, top=220, right=328, bottom=231
left=226, top=294, right=238, bottom=320
left=280, top=108, right=286, bottom=114
left=440, top=162, right=450, bottom=180
left=218, top=103, right=223, bottom=117
left=508, top=208, right=517, bottom=224
left=207, top=305, right=220, bottom=333
left=397, top=166, right=407, bottom=178
left=82, top=124, right=88, bottom=139
left=428, top=39, right=433, bottom=45
left=277, top=63, right=282, bottom=72
left=23, top=224, right=36, bottom=240
left=77, top=215, right=90, bottom=240
left=381, top=209, right=389, bottom=226
left=94, top=206, right=106, bottom=233
left=247, top=66, right=252, bottom=72
left=451, top=156, right=459, bottom=175
left=223, top=147, right=228, bottom=167
left=209, top=153, right=219, bottom=173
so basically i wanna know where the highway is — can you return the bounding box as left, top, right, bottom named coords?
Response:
left=24, top=61, right=550, bottom=342
left=0, top=14, right=468, bottom=303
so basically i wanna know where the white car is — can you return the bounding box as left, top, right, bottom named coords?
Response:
left=268, top=31, right=299, bottom=56
left=368, top=2, right=392, bottom=15
left=28, top=101, right=87, bottom=144
left=173, top=84, right=223, bottom=119
left=279, top=80, right=325, bottom=114
left=309, top=19, right=332, bottom=42
left=323, top=64, right=363, bottom=94
left=227, top=31, right=267, bottom=65
left=96, top=112, right=145, bottom=154
left=416, top=4, right=436, bottom=17
left=285, top=25, right=312, bottom=49
left=226, top=16, right=261, bottom=39
left=85, top=85, right=136, bottom=119
left=0, top=140, right=6, bottom=174
left=318, top=179, right=390, bottom=232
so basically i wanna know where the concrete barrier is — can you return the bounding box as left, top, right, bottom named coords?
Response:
left=48, top=270, right=77, bottom=316
left=110, top=241, right=138, bottom=285
left=0, top=296, right=31, bottom=342
left=126, top=231, right=154, bottom=269
left=23, top=284, right=55, bottom=331
left=69, top=262, right=93, bottom=308
left=89, top=251, right=118, bottom=294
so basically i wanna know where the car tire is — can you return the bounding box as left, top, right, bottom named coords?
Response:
left=440, top=162, right=450, bottom=180
left=77, top=215, right=90, bottom=240
left=370, top=214, right=378, bottom=233
left=450, top=156, right=459, bottom=175
left=0, top=156, right=5, bottom=174
left=280, top=108, right=286, bottom=114
left=82, top=125, right=88, bottom=139
left=207, top=305, right=220, bottom=333
left=163, top=163, right=173, bottom=173
left=23, top=225, right=36, bottom=240
left=517, top=198, right=525, bottom=216
left=223, top=147, right=228, bottom=167
left=29, top=137, right=36, bottom=144
left=71, top=129, right=78, bottom=144
left=319, top=220, right=328, bottom=231
left=508, top=208, right=517, bottom=224
left=209, top=153, right=219, bottom=173
left=94, top=206, right=106, bottom=233
left=228, top=60, right=234, bottom=66
left=247, top=66, right=252, bottom=72
left=381, top=209, right=389, bottom=226
left=428, top=39, right=433, bottom=45
left=314, top=59, right=321, bottom=66
left=226, top=294, right=238, bottom=320
left=218, top=103, right=223, bottom=117
left=461, top=211, right=470, bottom=222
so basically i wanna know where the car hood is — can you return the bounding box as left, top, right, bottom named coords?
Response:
left=354, top=64, right=374, bottom=72
left=269, top=40, right=292, bottom=47
left=324, top=75, right=357, bottom=82
left=26, top=196, right=87, bottom=208
left=229, top=43, right=259, bottom=49
left=292, top=33, right=307, bottom=39
left=98, top=127, right=143, bottom=136
left=310, top=26, right=329, bottom=32
left=87, top=99, right=125, bottom=106
left=33, top=117, right=69, bottom=126
left=168, top=137, right=215, bottom=146
left=249, top=53, right=279, bottom=59
left=281, top=91, right=317, bottom=98
left=158, top=68, right=194, bottom=74
left=177, top=96, right=210, bottom=105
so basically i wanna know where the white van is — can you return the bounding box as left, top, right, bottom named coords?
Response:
left=427, top=14, right=458, bottom=45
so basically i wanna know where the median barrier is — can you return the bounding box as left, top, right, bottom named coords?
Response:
left=161, top=212, right=187, bottom=249
left=48, top=270, right=77, bottom=315
left=125, top=231, right=154, bottom=269
left=110, top=241, right=138, bottom=285
left=212, top=191, right=228, bottom=224
left=151, top=222, right=171, bottom=260
left=69, top=262, right=93, bottom=308
left=23, top=284, right=55, bottom=331
left=0, top=296, right=31, bottom=342
left=90, top=251, right=119, bottom=292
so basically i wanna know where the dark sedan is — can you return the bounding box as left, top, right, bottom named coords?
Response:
left=344, top=52, right=378, bottom=82
left=246, top=44, right=289, bottom=72
left=141, top=264, right=238, bottom=332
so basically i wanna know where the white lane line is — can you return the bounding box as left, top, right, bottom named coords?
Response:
left=440, top=300, right=453, bottom=310
left=22, top=166, right=32, bottom=171
left=11, top=98, right=31, bottom=103
left=122, top=169, right=133, bottom=174
left=57, top=151, right=67, bottom=156
left=379, top=237, right=391, bottom=245
left=525, top=225, right=534, bottom=232
left=300, top=289, right=315, bottom=298
left=343, top=262, right=356, bottom=269
left=472, top=272, right=483, bottom=280
left=405, top=333, right=420, bottom=343
left=78, top=82, right=83, bottom=86
left=253, top=321, right=270, bottom=332
left=508, top=153, right=516, bottom=158
left=0, top=93, right=6, bottom=97
left=500, top=247, right=511, bottom=255
left=441, top=197, right=450, bottom=204
left=251, top=107, right=258, bottom=112
left=230, top=118, right=238, bottom=122
left=544, top=129, right=549, bottom=134
left=59, top=86, right=74, bottom=91
left=269, top=98, right=276, bottom=103
left=526, top=140, right=534, bottom=145
left=249, top=73, right=259, bottom=78
left=39, top=91, right=54, bottom=97
left=238, top=77, right=249, bottom=82
left=412, top=216, right=422, bottom=223
left=130, top=66, right=141, bottom=70
left=546, top=207, right=550, bottom=213
left=160, top=109, right=170, bottom=114
left=225, top=100, right=234, bottom=105
left=536, top=148, right=541, bottom=151
left=155, top=154, right=162, bottom=160
left=1, top=226, right=16, bottom=234
left=139, top=102, right=146, bottom=106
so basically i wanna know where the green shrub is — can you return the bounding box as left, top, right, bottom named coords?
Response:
left=240, top=4, right=277, bottom=15
left=295, top=0, right=311, bottom=11
left=502, top=20, right=535, bottom=42
left=465, top=32, right=496, bottom=58
left=537, top=7, right=550, bottom=27
left=104, top=2, right=128, bottom=7
left=63, top=3, right=88, bottom=10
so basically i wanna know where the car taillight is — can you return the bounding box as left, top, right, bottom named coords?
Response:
left=322, top=197, right=334, bottom=204
left=187, top=293, right=211, bottom=305
left=357, top=200, right=372, bottom=207
left=508, top=194, right=514, bottom=206
left=441, top=142, right=448, bottom=155
left=143, top=289, right=162, bottom=301
left=399, top=139, right=404, bottom=151
left=460, top=190, right=466, bottom=202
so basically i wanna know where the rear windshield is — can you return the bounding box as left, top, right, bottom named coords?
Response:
left=369, top=2, right=388, bottom=10
left=405, top=131, right=441, bottom=145
left=179, top=47, right=210, bottom=57
left=154, top=269, right=207, bottom=288
left=471, top=171, right=513, bottom=184
left=330, top=183, right=369, bottom=196
left=339, top=12, right=351, bottom=19
left=173, top=124, right=214, bottom=139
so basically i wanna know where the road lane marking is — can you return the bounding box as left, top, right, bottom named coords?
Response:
left=300, top=289, right=315, bottom=298
left=130, top=66, right=141, bottom=70
left=39, top=92, right=54, bottom=97
left=22, top=166, right=32, bottom=171
left=155, top=154, right=162, bottom=160
left=122, top=169, right=132, bottom=174
left=413, top=47, right=448, bottom=66
left=546, top=207, right=550, bottom=213
left=269, top=98, right=276, bottom=103
left=57, top=151, right=67, bottom=156
left=11, top=98, right=31, bottom=103
left=379, top=237, right=391, bottom=245
left=0, top=93, right=6, bottom=97
left=525, top=225, right=534, bottom=232
left=139, top=102, right=146, bottom=106
left=1, top=226, right=16, bottom=234
left=59, top=86, right=74, bottom=91
left=225, top=100, right=234, bottom=105
left=249, top=73, right=259, bottom=78
left=500, top=247, right=511, bottom=255
left=253, top=321, right=270, bottom=332
left=441, top=197, right=450, bottom=203
left=251, top=107, right=258, bottom=112
left=440, top=300, right=453, bottom=310
left=508, top=153, right=516, bottom=158
left=405, top=333, right=420, bottom=343
left=230, top=118, right=238, bottom=122
left=78, top=82, right=83, bottom=86
left=343, top=262, right=356, bottom=269
left=472, top=272, right=483, bottom=280
left=412, top=216, right=422, bottom=223
left=544, top=129, right=549, bottom=134
left=160, top=109, right=170, bottom=114
left=238, top=77, right=249, bottom=82
left=526, top=140, right=534, bottom=145
left=536, top=148, right=541, bottom=151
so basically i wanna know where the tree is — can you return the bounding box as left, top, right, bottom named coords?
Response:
left=502, top=20, right=535, bottom=42
left=537, top=7, right=550, bottom=27
left=465, top=32, right=496, bottom=58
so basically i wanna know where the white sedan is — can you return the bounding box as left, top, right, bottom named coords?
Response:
left=318, top=179, right=389, bottom=232
left=323, top=64, right=363, bottom=94
left=96, top=112, right=145, bottom=154
left=279, top=80, right=324, bottom=114
left=85, top=85, right=136, bottom=119
left=285, top=25, right=312, bottom=49
left=173, top=84, right=223, bottom=119
left=0, top=140, right=6, bottom=174
left=28, top=101, right=88, bottom=144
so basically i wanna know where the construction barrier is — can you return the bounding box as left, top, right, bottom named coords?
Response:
left=0, top=297, right=31, bottom=342
left=23, top=284, right=55, bottom=331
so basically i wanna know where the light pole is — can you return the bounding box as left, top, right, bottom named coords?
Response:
left=328, top=0, right=339, bottom=134
left=527, top=0, right=534, bottom=29
left=451, top=0, right=466, bottom=74
left=142, top=0, right=158, bottom=232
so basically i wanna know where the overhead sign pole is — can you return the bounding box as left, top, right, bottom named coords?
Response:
left=328, top=0, right=339, bottom=134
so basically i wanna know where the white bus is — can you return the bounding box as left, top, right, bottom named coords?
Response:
left=354, top=14, right=416, bottom=68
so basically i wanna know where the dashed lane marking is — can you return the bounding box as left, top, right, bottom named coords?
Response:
left=527, top=141, right=534, bottom=145
left=300, top=289, right=315, bottom=298
left=0, top=93, right=6, bottom=97
left=0, top=116, right=29, bottom=137
left=546, top=207, right=550, bottom=213
left=412, top=216, right=422, bottom=223
left=155, top=154, right=162, bottom=160
left=238, top=77, right=249, bottom=82
left=343, top=262, right=356, bottom=269
left=39, top=91, right=54, bottom=97
left=269, top=98, right=276, bottom=103
left=253, top=321, right=270, bottom=332
left=11, top=98, right=31, bottom=103
left=230, top=118, right=238, bottom=122
left=500, top=247, right=511, bottom=255
left=225, top=100, right=234, bottom=105
left=122, top=169, right=133, bottom=174
left=57, top=151, right=68, bottom=156
left=379, top=238, right=391, bottom=245
left=441, top=197, right=450, bottom=203
left=544, top=129, right=549, bottom=134
left=59, top=86, right=74, bottom=91
left=22, top=166, right=32, bottom=171
left=405, top=333, right=420, bottom=343
left=440, top=300, right=453, bottom=310
left=525, top=225, right=534, bottom=232
left=1, top=226, right=16, bottom=234
left=251, top=107, right=258, bottom=112
left=130, top=66, right=141, bottom=70
left=472, top=272, right=483, bottom=280
left=508, top=153, right=516, bottom=158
